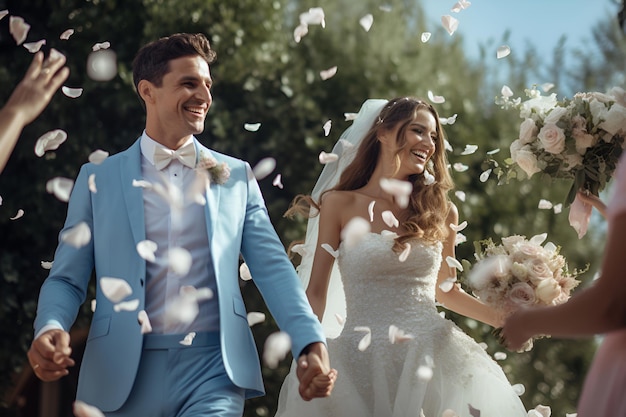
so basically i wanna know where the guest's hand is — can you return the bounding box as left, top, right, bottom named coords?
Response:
left=500, top=309, right=534, bottom=352
left=576, top=190, right=607, bottom=218
left=296, top=342, right=337, bottom=401
left=28, top=329, right=75, bottom=381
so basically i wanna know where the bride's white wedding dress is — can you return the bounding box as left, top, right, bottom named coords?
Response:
left=275, top=232, right=528, bottom=417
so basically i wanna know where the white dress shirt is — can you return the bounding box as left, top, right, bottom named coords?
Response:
left=140, top=132, right=219, bottom=334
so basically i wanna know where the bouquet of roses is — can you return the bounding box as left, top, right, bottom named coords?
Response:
left=465, top=233, right=583, bottom=351
left=498, top=86, right=626, bottom=237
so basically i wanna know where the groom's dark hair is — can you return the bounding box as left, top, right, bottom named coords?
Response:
left=132, top=33, right=217, bottom=100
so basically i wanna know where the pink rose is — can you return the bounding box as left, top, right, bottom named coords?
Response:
left=518, top=118, right=538, bottom=144
left=537, top=123, right=565, bottom=154
left=510, top=140, right=541, bottom=178
left=508, top=282, right=536, bottom=307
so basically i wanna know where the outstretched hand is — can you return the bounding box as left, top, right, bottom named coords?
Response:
left=296, top=342, right=337, bottom=401
left=27, top=329, right=75, bottom=381
left=500, top=309, right=534, bottom=352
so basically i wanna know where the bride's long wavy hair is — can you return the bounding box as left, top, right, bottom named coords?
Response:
left=287, top=97, right=454, bottom=251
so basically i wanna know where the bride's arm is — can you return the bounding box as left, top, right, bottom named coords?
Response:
left=306, top=191, right=345, bottom=321
left=434, top=204, right=503, bottom=328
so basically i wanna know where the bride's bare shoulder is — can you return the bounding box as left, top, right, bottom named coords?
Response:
left=320, top=190, right=359, bottom=207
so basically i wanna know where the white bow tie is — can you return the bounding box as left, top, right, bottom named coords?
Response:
left=153, top=142, right=196, bottom=170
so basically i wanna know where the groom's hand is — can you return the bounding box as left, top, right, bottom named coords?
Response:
left=296, top=342, right=337, bottom=401
left=28, top=329, right=75, bottom=381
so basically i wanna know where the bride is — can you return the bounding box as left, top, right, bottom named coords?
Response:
left=274, top=98, right=528, bottom=417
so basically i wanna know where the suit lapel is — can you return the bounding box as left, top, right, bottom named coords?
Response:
left=120, top=139, right=146, bottom=245
left=196, top=141, right=220, bottom=242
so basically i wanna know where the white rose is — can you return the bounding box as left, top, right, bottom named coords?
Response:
left=510, top=141, right=541, bottom=178
left=599, top=103, right=626, bottom=136
left=518, top=118, right=538, bottom=144
left=544, top=106, right=568, bottom=125
left=563, top=153, right=583, bottom=170
left=510, top=261, right=529, bottom=280
left=501, top=235, right=525, bottom=252
left=538, top=123, right=566, bottom=154
left=519, top=93, right=558, bottom=118
left=589, top=99, right=608, bottom=126
left=572, top=131, right=597, bottom=154
left=535, top=279, right=561, bottom=303
left=608, top=86, right=626, bottom=108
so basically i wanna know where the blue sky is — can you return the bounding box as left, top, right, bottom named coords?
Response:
left=421, top=0, right=621, bottom=60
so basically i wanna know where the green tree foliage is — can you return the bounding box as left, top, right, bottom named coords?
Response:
left=0, top=0, right=618, bottom=416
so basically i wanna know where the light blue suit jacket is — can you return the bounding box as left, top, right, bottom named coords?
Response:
left=34, top=138, right=325, bottom=412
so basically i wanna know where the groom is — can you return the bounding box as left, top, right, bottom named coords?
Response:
left=27, top=33, right=333, bottom=416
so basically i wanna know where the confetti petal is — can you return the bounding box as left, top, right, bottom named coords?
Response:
left=73, top=400, right=105, bottom=417
left=319, top=151, right=339, bottom=164
left=441, top=15, right=459, bottom=36
left=46, top=177, right=74, bottom=202
left=244, top=123, right=261, bottom=132
left=455, top=191, right=466, bottom=201
left=359, top=14, right=373, bottom=32
left=9, top=16, right=30, bottom=45
left=322, top=120, right=332, bottom=136
left=88, top=174, right=97, bottom=193
left=293, top=23, right=308, bottom=43
left=417, top=365, right=434, bottom=381
left=455, top=232, right=467, bottom=246
left=247, top=312, right=266, bottom=326
left=380, top=178, right=413, bottom=208
left=23, top=39, right=46, bottom=53
left=0, top=10, right=7, bottom=20
left=450, top=221, right=467, bottom=232
left=440, top=113, right=457, bottom=125
left=439, top=277, right=457, bottom=292
left=113, top=298, right=139, bottom=312
left=272, top=174, right=283, bottom=189
left=87, top=49, right=117, bottom=81
left=368, top=201, right=375, bottom=222
left=321, top=243, right=338, bottom=258
left=341, top=216, right=371, bottom=248
left=354, top=326, right=371, bottom=351
left=553, top=203, right=562, bottom=214
left=166, top=292, right=199, bottom=324
left=41, top=260, right=53, bottom=269
left=137, top=310, right=152, bottom=334
left=136, top=240, right=157, bottom=262
left=453, top=163, right=468, bottom=172
left=88, top=149, right=109, bottom=164
left=538, top=199, right=553, bottom=210
left=446, top=256, right=463, bottom=271
left=179, top=331, right=197, bottom=346
left=389, top=324, right=414, bottom=343
left=501, top=85, right=513, bottom=98
left=479, top=169, right=491, bottom=182
left=494, top=351, right=507, bottom=360
left=428, top=90, right=446, bottom=104
left=423, top=170, right=436, bottom=185
left=99, top=277, right=132, bottom=303
left=252, top=157, right=276, bottom=180
left=239, top=262, right=252, bottom=281
left=320, top=66, right=338, bottom=80
left=335, top=313, right=345, bottom=325
left=291, top=243, right=306, bottom=257
left=10, top=209, right=24, bottom=220
left=132, top=179, right=152, bottom=188
left=35, top=129, right=68, bottom=157
left=92, top=41, right=111, bottom=51
left=60, top=29, right=74, bottom=40
left=168, top=247, right=192, bottom=276
left=512, top=383, right=525, bottom=396
left=381, top=210, right=399, bottom=228
left=263, top=331, right=292, bottom=368
left=460, top=144, right=478, bottom=155
left=421, top=32, right=431, bottom=43
left=487, top=148, right=500, bottom=155
left=451, top=0, right=472, bottom=12
left=299, top=7, right=325, bottom=27
left=399, top=243, right=411, bottom=262
left=62, top=86, right=83, bottom=98
left=61, top=222, right=91, bottom=248
left=496, top=45, right=511, bottom=59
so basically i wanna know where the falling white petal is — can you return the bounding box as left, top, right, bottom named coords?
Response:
left=263, top=331, right=292, bottom=368
left=113, top=298, right=139, bottom=312
left=381, top=210, right=399, bottom=228
left=73, top=400, right=105, bottom=417
left=460, top=144, right=478, bottom=155
left=354, top=326, right=372, bottom=351
left=368, top=201, right=375, bottom=222
left=166, top=293, right=199, bottom=325
left=0, top=10, right=8, bottom=20
left=247, top=312, right=266, bottom=326
left=244, top=123, right=261, bottom=132
left=427, top=90, right=446, bottom=104
left=479, top=169, right=492, bottom=182
left=10, top=209, right=24, bottom=220
left=389, top=324, right=414, bottom=343
left=341, top=216, right=371, bottom=248
left=46, top=177, right=74, bottom=202
left=92, top=41, right=111, bottom=51
left=62, top=86, right=83, bottom=98
left=398, top=243, right=411, bottom=262
left=344, top=112, right=358, bottom=121
left=454, top=191, right=466, bottom=202
left=91, top=299, right=97, bottom=313
left=299, top=7, right=325, bottom=27
left=455, top=232, right=467, bottom=246
left=293, top=23, right=308, bottom=43
left=252, top=157, right=276, bottom=180
left=553, top=203, right=562, bottom=214
left=320, top=66, right=338, bottom=80
left=187, top=286, right=213, bottom=302
left=440, top=113, right=457, bottom=125
left=417, top=365, right=434, bottom=381
left=23, top=39, right=46, bottom=53
left=179, top=331, right=197, bottom=346
left=87, top=49, right=117, bottom=81
left=60, top=29, right=74, bottom=40
left=379, top=5, right=392, bottom=12
left=41, top=260, right=53, bottom=269
left=541, top=83, right=555, bottom=92
left=136, top=240, right=157, bottom=262
left=88, top=174, right=97, bottom=193
left=239, top=262, right=252, bottom=281
left=496, top=45, right=511, bottom=59
left=420, top=32, right=431, bottom=43
left=168, top=247, right=192, bottom=276
left=494, top=351, right=507, bottom=360
left=9, top=16, right=30, bottom=45
left=501, top=85, right=513, bottom=98
left=379, top=178, right=412, bottom=208
left=35, top=129, right=68, bottom=157
left=132, top=179, right=152, bottom=189
left=453, top=163, right=468, bottom=172
left=450, top=221, right=467, bottom=232
left=61, top=222, right=91, bottom=248
left=99, top=277, right=132, bottom=304
left=529, top=233, right=547, bottom=245
left=538, top=199, right=553, bottom=210
left=512, top=383, right=526, bottom=396
left=319, top=151, right=339, bottom=164
left=487, top=148, right=500, bottom=155
left=446, top=256, right=463, bottom=271
left=321, top=243, right=338, bottom=258
left=88, top=149, right=109, bottom=165
left=441, top=15, right=459, bottom=36
left=439, top=277, right=457, bottom=292
left=359, top=14, right=373, bottom=32
left=423, top=170, right=436, bottom=185
left=137, top=310, right=152, bottom=334
left=322, top=120, right=332, bottom=136
left=335, top=313, right=345, bottom=325
left=291, top=243, right=307, bottom=257
left=272, top=174, right=283, bottom=189
left=451, top=0, right=472, bottom=12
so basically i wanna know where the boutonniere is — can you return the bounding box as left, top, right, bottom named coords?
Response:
left=196, top=150, right=231, bottom=185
